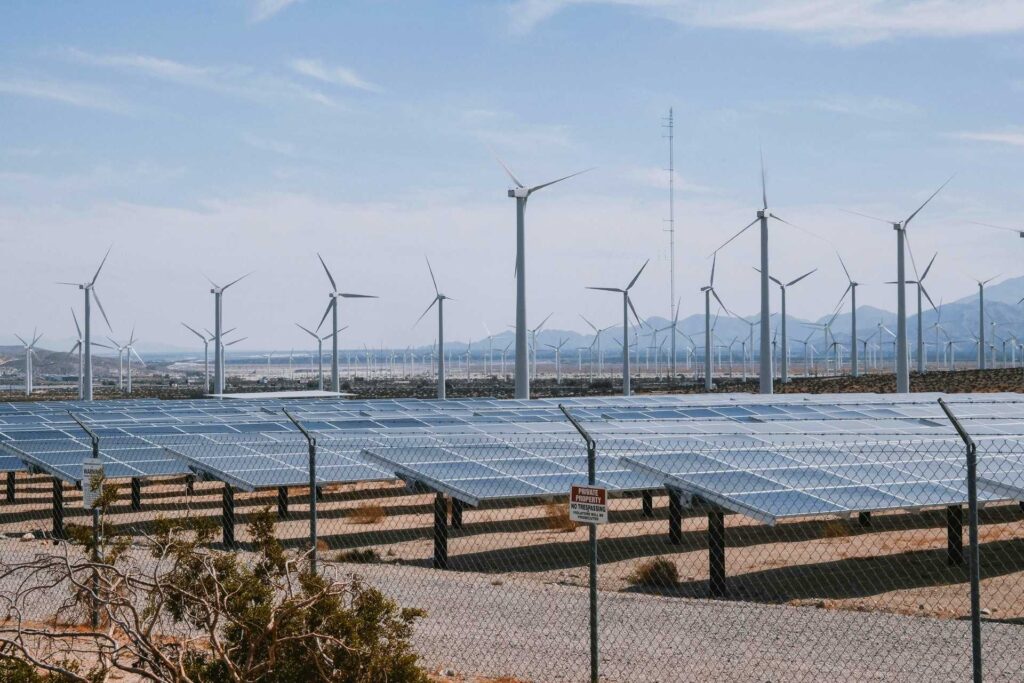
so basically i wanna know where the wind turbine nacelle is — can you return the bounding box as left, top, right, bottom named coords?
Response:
left=509, top=188, right=529, bottom=199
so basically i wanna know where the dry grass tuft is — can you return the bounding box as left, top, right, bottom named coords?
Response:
left=823, top=520, right=853, bottom=538
left=628, top=557, right=679, bottom=588
left=349, top=503, right=386, bottom=525
left=543, top=502, right=579, bottom=532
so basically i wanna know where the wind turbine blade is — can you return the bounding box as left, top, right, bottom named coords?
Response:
left=536, top=312, right=553, bottom=332
left=768, top=274, right=782, bottom=287
left=710, top=252, right=717, bottom=287
left=627, top=296, right=642, bottom=327
left=579, top=314, right=598, bottom=333
left=57, top=281, right=82, bottom=286
left=920, top=284, right=937, bottom=311
left=787, top=268, right=817, bottom=287
left=840, top=208, right=891, bottom=225
left=760, top=147, right=767, bottom=210
left=968, top=220, right=1022, bottom=234
left=626, top=259, right=649, bottom=290
left=425, top=256, right=440, bottom=297
left=90, top=246, right=112, bottom=286
left=222, top=272, right=252, bottom=291
left=710, top=289, right=733, bottom=318
left=295, top=323, right=318, bottom=339
left=91, top=341, right=114, bottom=350
left=710, top=218, right=758, bottom=256
left=92, top=289, right=113, bottom=332
left=339, top=293, right=378, bottom=299
left=836, top=252, right=852, bottom=283
left=71, top=309, right=82, bottom=338
left=316, top=253, right=338, bottom=292
left=586, top=287, right=624, bottom=293
left=225, top=337, right=247, bottom=346
left=529, top=167, right=593, bottom=194
left=494, top=155, right=524, bottom=189
left=32, top=331, right=43, bottom=346
left=316, top=300, right=334, bottom=333
left=131, top=348, right=146, bottom=366
left=904, top=174, right=955, bottom=227
left=921, top=253, right=938, bottom=280
left=414, top=297, right=439, bottom=327
left=14, top=334, right=27, bottom=347
left=68, top=342, right=81, bottom=355
left=983, top=274, right=1001, bottom=286
left=673, top=297, right=681, bottom=325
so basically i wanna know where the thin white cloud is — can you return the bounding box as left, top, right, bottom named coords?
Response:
left=289, top=58, right=381, bottom=92
left=950, top=129, right=1024, bottom=147
left=63, top=48, right=343, bottom=110
left=251, top=0, right=304, bottom=22
left=0, top=76, right=132, bottom=114
left=508, top=0, right=1024, bottom=43
left=812, top=94, right=918, bottom=118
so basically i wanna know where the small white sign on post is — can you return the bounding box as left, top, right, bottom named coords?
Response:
left=569, top=484, right=608, bottom=525
left=82, top=458, right=104, bottom=509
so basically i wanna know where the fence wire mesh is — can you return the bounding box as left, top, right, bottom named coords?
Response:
left=0, top=430, right=1023, bottom=681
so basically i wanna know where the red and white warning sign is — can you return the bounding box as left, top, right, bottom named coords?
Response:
left=569, top=484, right=608, bottom=524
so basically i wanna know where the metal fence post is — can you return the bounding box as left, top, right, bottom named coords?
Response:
left=559, top=404, right=598, bottom=683
left=938, top=398, right=982, bottom=683
left=284, top=410, right=318, bottom=575
left=68, top=412, right=101, bottom=630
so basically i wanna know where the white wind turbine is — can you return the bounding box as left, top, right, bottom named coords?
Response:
left=296, top=323, right=340, bottom=392
left=498, top=157, right=592, bottom=399
left=124, top=327, right=145, bottom=394
left=699, top=254, right=732, bottom=391
left=206, top=272, right=251, bottom=396
left=14, top=331, right=42, bottom=396
left=712, top=153, right=806, bottom=394
left=904, top=251, right=938, bottom=373
left=315, top=253, right=377, bottom=393
left=544, top=337, right=569, bottom=384
left=975, top=274, right=999, bottom=370
left=107, top=335, right=127, bottom=391
left=523, top=313, right=553, bottom=379
left=835, top=253, right=861, bottom=377
left=59, top=247, right=113, bottom=401
left=415, top=257, right=453, bottom=399
left=580, top=315, right=612, bottom=377
left=759, top=267, right=815, bottom=383
left=845, top=176, right=953, bottom=392
left=587, top=260, right=649, bottom=396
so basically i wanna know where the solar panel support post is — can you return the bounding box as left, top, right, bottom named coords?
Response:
left=222, top=484, right=235, bottom=549
left=946, top=505, right=964, bottom=565
left=284, top=410, right=318, bottom=575
left=558, top=404, right=599, bottom=683
left=66, top=412, right=101, bottom=630
left=130, top=478, right=142, bottom=512
left=51, top=478, right=65, bottom=541
left=277, top=487, right=289, bottom=519
left=858, top=511, right=871, bottom=527
left=185, top=475, right=195, bottom=496
left=938, top=398, right=983, bottom=683
left=668, top=489, right=683, bottom=545
left=433, top=492, right=448, bottom=569
left=450, top=497, right=464, bottom=530
left=6, top=471, right=14, bottom=503
left=642, top=491, right=654, bottom=518
left=708, top=509, right=726, bottom=598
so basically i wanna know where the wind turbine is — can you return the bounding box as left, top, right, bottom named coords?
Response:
left=414, top=257, right=452, bottom=399
left=904, top=251, right=938, bottom=373
left=700, top=254, right=732, bottom=391
left=70, top=310, right=111, bottom=400
left=587, top=260, right=648, bottom=396
left=845, top=176, right=953, bottom=392
left=498, top=157, right=592, bottom=399
left=526, top=313, right=553, bottom=379
left=580, top=315, right=612, bottom=377
left=206, top=272, right=250, bottom=396
left=296, top=323, right=339, bottom=391
left=711, top=153, right=805, bottom=394
left=836, top=253, right=861, bottom=377
left=975, top=275, right=999, bottom=370
left=544, top=337, right=569, bottom=384
left=14, top=331, right=42, bottom=396
left=123, top=327, right=144, bottom=394
left=107, top=335, right=127, bottom=391
left=759, top=267, right=815, bottom=383
left=59, top=247, right=113, bottom=401
left=315, top=253, right=377, bottom=393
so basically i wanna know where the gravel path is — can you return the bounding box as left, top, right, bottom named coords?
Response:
left=335, top=563, right=1024, bottom=682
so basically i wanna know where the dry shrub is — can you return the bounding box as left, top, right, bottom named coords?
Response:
left=628, top=556, right=679, bottom=588
left=350, top=502, right=386, bottom=524
left=544, top=502, right=579, bottom=532
left=336, top=548, right=381, bottom=563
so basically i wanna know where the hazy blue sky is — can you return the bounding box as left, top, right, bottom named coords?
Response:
left=2, top=1, right=1023, bottom=351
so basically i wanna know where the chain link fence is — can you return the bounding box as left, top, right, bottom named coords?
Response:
left=1, top=421, right=1023, bottom=681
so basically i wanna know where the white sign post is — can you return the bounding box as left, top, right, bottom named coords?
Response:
left=570, top=484, right=608, bottom=525
left=82, top=458, right=104, bottom=509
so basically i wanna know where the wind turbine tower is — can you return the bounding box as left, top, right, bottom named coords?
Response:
left=59, top=248, right=113, bottom=401
left=415, top=257, right=452, bottom=399
left=587, top=260, right=648, bottom=396
left=315, top=253, right=377, bottom=393
left=207, top=273, right=250, bottom=396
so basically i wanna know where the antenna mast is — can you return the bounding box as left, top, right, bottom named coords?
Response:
left=663, top=107, right=677, bottom=379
